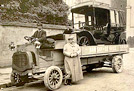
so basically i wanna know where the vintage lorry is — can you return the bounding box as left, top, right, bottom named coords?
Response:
left=10, top=1, right=129, bottom=90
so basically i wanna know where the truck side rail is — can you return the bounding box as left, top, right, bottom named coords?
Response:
left=80, top=44, right=129, bottom=58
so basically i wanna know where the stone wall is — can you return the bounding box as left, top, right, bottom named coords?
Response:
left=0, top=22, right=67, bottom=67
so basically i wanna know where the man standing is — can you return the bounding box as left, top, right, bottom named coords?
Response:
left=63, top=35, right=83, bottom=85
left=31, top=23, right=46, bottom=48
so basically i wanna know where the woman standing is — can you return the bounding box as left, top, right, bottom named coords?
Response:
left=63, top=35, right=83, bottom=85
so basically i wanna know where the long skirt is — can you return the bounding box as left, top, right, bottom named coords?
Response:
left=64, top=56, right=83, bottom=82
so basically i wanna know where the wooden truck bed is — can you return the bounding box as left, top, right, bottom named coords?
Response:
left=80, top=44, right=129, bottom=58
left=55, top=39, right=129, bottom=57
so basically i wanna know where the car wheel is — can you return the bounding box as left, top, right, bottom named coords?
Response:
left=112, top=55, right=123, bottom=73
left=44, top=66, right=63, bottom=90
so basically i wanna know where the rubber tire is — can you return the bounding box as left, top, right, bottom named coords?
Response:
left=112, top=55, right=123, bottom=73
left=44, top=66, right=63, bottom=90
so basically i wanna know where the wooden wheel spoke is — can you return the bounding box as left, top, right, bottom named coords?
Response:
left=55, top=80, right=59, bottom=83
left=116, top=65, right=121, bottom=70
left=55, top=71, right=59, bottom=76
left=52, top=70, right=55, bottom=74
left=51, top=82, right=54, bottom=87
left=56, top=77, right=60, bottom=80
left=55, top=76, right=60, bottom=79
left=49, top=76, right=53, bottom=81
left=115, top=61, right=121, bottom=68
left=50, top=81, right=53, bottom=85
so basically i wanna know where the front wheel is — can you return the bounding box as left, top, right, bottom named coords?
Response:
left=112, top=55, right=123, bottom=73
left=10, top=72, right=28, bottom=86
left=44, top=66, right=63, bottom=90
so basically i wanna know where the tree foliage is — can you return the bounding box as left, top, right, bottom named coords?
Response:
left=0, top=0, right=70, bottom=25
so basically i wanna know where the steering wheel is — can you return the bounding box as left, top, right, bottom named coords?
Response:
left=24, top=36, right=37, bottom=43
left=24, top=36, right=30, bottom=41
left=79, top=22, right=86, bottom=29
left=78, top=36, right=90, bottom=46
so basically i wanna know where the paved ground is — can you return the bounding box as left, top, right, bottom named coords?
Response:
left=0, top=67, right=11, bottom=85
left=1, top=48, right=134, bottom=91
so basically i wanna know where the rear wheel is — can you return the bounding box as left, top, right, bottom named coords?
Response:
left=112, top=55, right=123, bottom=73
left=44, top=66, right=63, bottom=90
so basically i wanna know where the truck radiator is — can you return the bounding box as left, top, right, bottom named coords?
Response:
left=12, top=52, right=28, bottom=68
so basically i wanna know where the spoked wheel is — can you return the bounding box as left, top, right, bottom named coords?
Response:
left=10, top=72, right=27, bottom=86
left=44, top=66, right=63, bottom=90
left=112, top=55, right=123, bottom=73
left=78, top=36, right=90, bottom=46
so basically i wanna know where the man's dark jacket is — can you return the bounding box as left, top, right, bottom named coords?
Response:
left=31, top=30, right=46, bottom=43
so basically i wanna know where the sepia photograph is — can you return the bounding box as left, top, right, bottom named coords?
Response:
left=0, top=0, right=133, bottom=91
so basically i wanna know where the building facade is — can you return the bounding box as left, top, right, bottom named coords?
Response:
left=126, top=0, right=134, bottom=37
left=126, top=0, right=134, bottom=47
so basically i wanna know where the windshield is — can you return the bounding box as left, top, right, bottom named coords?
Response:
left=73, top=13, right=92, bottom=29
left=72, top=7, right=110, bottom=29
